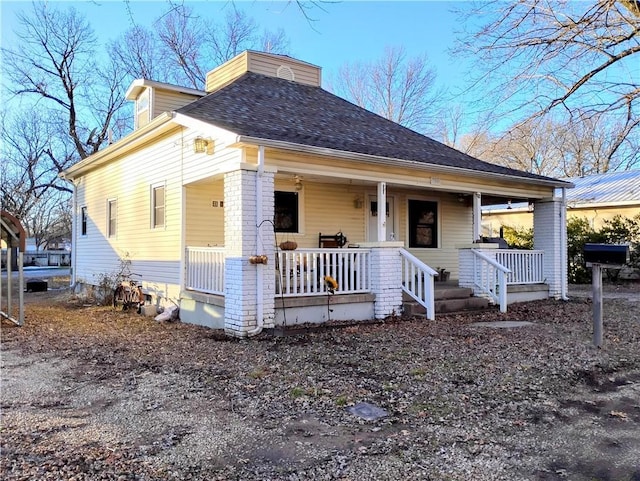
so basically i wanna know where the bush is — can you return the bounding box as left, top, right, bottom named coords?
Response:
left=567, top=214, right=639, bottom=283
left=501, top=225, right=533, bottom=249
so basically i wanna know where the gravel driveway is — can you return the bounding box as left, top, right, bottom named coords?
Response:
left=1, top=284, right=639, bottom=480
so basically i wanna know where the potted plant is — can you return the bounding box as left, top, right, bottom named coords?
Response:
left=436, top=267, right=450, bottom=282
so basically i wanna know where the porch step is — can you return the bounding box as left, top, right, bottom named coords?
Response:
left=402, top=284, right=491, bottom=316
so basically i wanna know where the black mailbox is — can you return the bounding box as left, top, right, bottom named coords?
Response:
left=584, top=243, right=630, bottom=266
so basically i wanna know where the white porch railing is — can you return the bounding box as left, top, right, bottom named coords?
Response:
left=471, top=249, right=510, bottom=313
left=276, top=248, right=371, bottom=297
left=495, top=250, right=545, bottom=285
left=185, top=247, right=225, bottom=295
left=400, top=248, right=438, bottom=320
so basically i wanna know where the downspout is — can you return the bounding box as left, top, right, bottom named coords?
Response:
left=560, top=187, right=569, bottom=300
left=247, top=145, right=265, bottom=337
left=70, top=181, right=78, bottom=288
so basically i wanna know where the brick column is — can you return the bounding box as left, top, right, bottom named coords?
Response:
left=223, top=167, right=275, bottom=337
left=369, top=243, right=403, bottom=319
left=533, top=198, right=566, bottom=299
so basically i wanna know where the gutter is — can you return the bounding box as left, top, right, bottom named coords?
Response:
left=234, top=135, right=574, bottom=190
left=561, top=187, right=569, bottom=301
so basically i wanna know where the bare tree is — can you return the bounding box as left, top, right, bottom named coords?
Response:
left=157, top=6, right=207, bottom=88
left=456, top=0, right=640, bottom=171
left=2, top=2, right=129, bottom=160
left=332, top=46, right=441, bottom=134
left=111, top=5, right=290, bottom=89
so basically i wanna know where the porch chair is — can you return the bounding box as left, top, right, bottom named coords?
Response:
left=318, top=232, right=348, bottom=248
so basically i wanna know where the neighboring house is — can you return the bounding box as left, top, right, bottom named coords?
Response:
left=483, top=170, right=640, bottom=235
left=61, top=51, right=573, bottom=337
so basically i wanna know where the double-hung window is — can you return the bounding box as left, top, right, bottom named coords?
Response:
left=80, top=206, right=88, bottom=236
left=151, top=183, right=165, bottom=229
left=107, top=199, right=117, bottom=238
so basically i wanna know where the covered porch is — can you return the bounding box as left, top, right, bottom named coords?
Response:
left=179, top=152, right=568, bottom=336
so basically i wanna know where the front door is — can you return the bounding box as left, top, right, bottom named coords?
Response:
left=368, top=195, right=396, bottom=241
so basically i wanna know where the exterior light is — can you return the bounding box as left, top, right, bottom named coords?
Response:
left=194, top=137, right=212, bottom=154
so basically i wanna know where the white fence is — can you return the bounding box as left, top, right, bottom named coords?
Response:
left=495, top=250, right=545, bottom=284
left=185, top=247, right=225, bottom=295
left=276, top=248, right=371, bottom=297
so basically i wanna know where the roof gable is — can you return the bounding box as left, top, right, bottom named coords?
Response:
left=177, top=72, right=564, bottom=184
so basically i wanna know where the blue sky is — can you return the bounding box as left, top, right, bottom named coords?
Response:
left=1, top=1, right=469, bottom=97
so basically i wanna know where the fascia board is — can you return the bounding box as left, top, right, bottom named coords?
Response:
left=235, top=135, right=573, bottom=190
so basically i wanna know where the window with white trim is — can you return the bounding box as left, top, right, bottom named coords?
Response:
left=274, top=191, right=300, bottom=233
left=80, top=206, right=88, bottom=236
left=151, top=183, right=165, bottom=229
left=408, top=199, right=438, bottom=248
left=107, top=199, right=117, bottom=238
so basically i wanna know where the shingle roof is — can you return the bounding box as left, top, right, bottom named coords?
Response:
left=177, top=72, right=564, bottom=184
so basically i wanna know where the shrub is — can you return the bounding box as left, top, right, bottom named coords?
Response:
left=566, top=214, right=639, bottom=283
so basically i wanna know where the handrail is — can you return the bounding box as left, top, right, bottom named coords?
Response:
left=399, top=248, right=438, bottom=320
left=471, top=248, right=509, bottom=312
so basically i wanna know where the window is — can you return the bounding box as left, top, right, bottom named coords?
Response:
left=274, top=191, right=299, bottom=233
left=151, top=184, right=165, bottom=228
left=80, top=206, right=87, bottom=236
left=107, top=199, right=117, bottom=237
left=409, top=200, right=438, bottom=248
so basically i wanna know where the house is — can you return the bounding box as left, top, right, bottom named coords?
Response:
left=483, top=169, right=640, bottom=234
left=61, top=51, right=573, bottom=337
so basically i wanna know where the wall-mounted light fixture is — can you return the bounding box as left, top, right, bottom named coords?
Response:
left=354, top=196, right=363, bottom=209
left=294, top=175, right=303, bottom=191
left=194, top=137, right=213, bottom=154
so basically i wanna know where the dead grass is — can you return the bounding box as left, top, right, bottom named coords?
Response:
left=1, top=285, right=639, bottom=480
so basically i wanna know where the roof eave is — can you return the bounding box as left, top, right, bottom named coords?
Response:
left=235, top=135, right=573, bottom=189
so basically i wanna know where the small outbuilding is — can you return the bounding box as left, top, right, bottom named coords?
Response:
left=1, top=210, right=26, bottom=326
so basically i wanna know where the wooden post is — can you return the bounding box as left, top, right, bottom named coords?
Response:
left=592, top=263, right=603, bottom=348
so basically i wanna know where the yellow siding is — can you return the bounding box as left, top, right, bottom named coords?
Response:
left=185, top=182, right=225, bottom=246
left=153, top=90, right=202, bottom=117
left=247, top=52, right=321, bottom=86
left=484, top=205, right=640, bottom=235
left=205, top=53, right=248, bottom=92
left=272, top=180, right=471, bottom=278
left=567, top=206, right=639, bottom=229
left=205, top=51, right=321, bottom=93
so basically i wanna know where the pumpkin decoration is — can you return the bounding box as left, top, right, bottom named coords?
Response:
left=279, top=240, right=298, bottom=251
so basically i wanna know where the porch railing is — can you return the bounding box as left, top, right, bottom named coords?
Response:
left=400, top=248, right=438, bottom=320
left=495, top=250, right=544, bottom=284
left=276, top=248, right=371, bottom=297
left=471, top=249, right=509, bottom=313
left=185, top=247, right=225, bottom=295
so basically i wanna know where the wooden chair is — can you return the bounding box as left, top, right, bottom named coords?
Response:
left=318, top=232, right=347, bottom=248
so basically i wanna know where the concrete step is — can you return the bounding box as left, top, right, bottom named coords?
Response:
left=434, top=286, right=474, bottom=300
left=403, top=284, right=491, bottom=316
